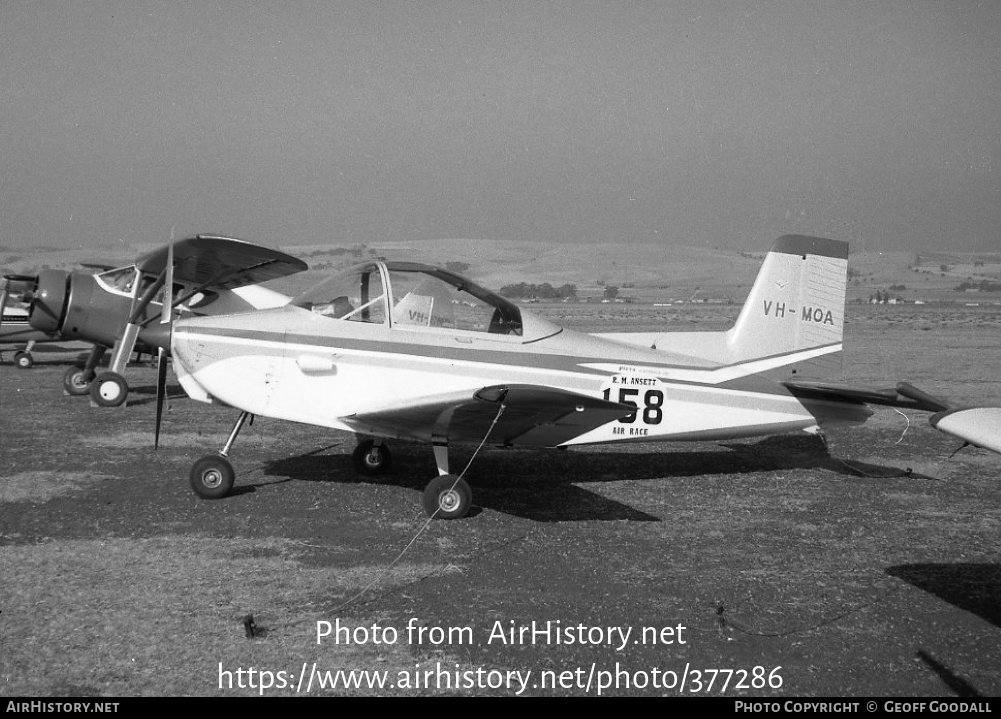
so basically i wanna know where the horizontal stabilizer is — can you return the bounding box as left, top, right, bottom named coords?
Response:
left=895, top=382, right=950, bottom=412
left=930, top=407, right=1001, bottom=455
left=783, top=380, right=950, bottom=412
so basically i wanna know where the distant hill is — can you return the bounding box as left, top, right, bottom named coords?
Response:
left=3, top=237, right=999, bottom=305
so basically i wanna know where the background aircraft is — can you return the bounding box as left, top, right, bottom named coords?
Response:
left=0, top=275, right=69, bottom=368
left=163, top=235, right=1001, bottom=519
left=20, top=234, right=307, bottom=406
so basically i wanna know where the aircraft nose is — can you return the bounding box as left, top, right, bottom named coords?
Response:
left=170, top=320, right=201, bottom=373
left=28, top=270, right=69, bottom=332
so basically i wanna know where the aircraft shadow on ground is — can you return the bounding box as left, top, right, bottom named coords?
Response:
left=260, top=434, right=921, bottom=522
left=886, top=563, right=1001, bottom=629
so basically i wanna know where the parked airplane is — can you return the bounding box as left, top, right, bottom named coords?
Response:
left=165, top=235, right=1001, bottom=519
left=22, top=235, right=307, bottom=406
left=0, top=275, right=68, bottom=368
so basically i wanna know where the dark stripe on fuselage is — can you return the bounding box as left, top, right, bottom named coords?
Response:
left=177, top=325, right=819, bottom=398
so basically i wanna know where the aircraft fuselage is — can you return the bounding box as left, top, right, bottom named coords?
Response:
left=171, top=303, right=869, bottom=448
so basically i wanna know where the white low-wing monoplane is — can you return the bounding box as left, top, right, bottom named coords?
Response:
left=167, top=235, right=1001, bottom=518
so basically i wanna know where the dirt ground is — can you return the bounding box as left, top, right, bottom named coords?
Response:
left=1, top=306, right=999, bottom=696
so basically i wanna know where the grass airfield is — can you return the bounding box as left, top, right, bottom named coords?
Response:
left=1, top=300, right=1000, bottom=696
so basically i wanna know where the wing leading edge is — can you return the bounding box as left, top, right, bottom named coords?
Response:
left=345, top=384, right=635, bottom=447
left=135, top=235, right=308, bottom=290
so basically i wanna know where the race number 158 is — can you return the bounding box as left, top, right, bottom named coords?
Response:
left=603, top=387, right=664, bottom=425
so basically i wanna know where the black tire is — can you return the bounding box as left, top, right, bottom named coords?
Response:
left=189, top=455, right=235, bottom=499
left=14, top=351, right=32, bottom=369
left=89, top=372, right=129, bottom=407
left=353, top=440, right=392, bottom=476
left=422, top=474, right=472, bottom=520
left=63, top=366, right=91, bottom=396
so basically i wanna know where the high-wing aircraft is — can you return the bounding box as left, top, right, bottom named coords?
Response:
left=165, top=235, right=1001, bottom=519
left=22, top=235, right=307, bottom=406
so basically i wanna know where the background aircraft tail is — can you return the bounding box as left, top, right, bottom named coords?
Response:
left=723, top=234, right=848, bottom=375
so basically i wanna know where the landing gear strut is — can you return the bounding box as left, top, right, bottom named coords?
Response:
left=349, top=436, right=474, bottom=519
left=420, top=438, right=472, bottom=519
left=189, top=411, right=249, bottom=499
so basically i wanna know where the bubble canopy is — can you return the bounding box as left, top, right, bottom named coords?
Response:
left=292, top=261, right=531, bottom=337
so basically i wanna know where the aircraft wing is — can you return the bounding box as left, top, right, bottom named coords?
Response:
left=930, top=408, right=1001, bottom=455
left=134, top=235, right=308, bottom=290
left=345, top=384, right=635, bottom=447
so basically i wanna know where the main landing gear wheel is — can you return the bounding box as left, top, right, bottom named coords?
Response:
left=63, top=366, right=91, bottom=396
left=90, top=371, right=129, bottom=407
left=189, top=455, right=236, bottom=499
left=422, top=474, right=472, bottom=520
left=353, top=440, right=392, bottom=476
left=14, top=351, right=32, bottom=369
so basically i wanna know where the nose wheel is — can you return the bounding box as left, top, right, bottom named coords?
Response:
left=189, top=455, right=236, bottom=499
left=187, top=411, right=249, bottom=500
left=14, top=351, right=33, bottom=369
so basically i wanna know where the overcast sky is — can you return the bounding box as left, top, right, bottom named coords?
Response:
left=2, top=1, right=999, bottom=253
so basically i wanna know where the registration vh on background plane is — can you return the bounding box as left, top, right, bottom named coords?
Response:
left=168, top=235, right=1001, bottom=519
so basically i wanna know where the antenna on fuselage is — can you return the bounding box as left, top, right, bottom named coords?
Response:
left=650, top=287, right=700, bottom=351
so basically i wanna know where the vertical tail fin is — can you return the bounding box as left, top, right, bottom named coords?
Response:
left=725, top=235, right=848, bottom=375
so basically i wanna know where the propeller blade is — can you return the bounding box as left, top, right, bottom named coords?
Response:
left=161, top=238, right=174, bottom=324
left=154, top=235, right=176, bottom=449
left=154, top=346, right=168, bottom=450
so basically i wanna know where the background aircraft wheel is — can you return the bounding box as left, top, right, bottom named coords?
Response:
left=14, top=351, right=33, bottom=369
left=189, top=455, right=235, bottom=499
left=89, top=372, right=129, bottom=407
left=353, top=440, right=392, bottom=476
left=63, top=366, right=91, bottom=395
left=422, top=474, right=472, bottom=520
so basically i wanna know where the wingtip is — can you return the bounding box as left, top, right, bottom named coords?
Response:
left=929, top=406, right=1001, bottom=455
